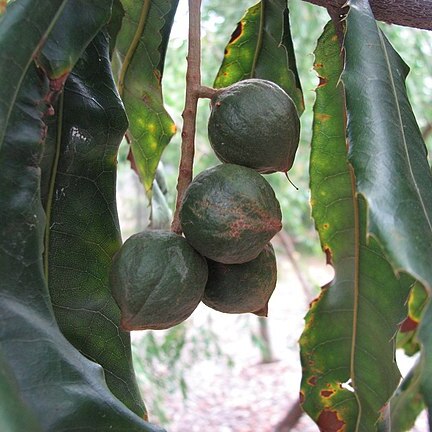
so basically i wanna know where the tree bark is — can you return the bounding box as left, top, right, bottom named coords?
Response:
left=171, top=0, right=202, bottom=234
left=302, top=0, right=432, bottom=31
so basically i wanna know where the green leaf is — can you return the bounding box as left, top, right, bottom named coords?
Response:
left=0, top=57, right=165, bottom=432
left=0, top=349, right=43, bottom=432
left=300, top=21, right=412, bottom=431
left=0, top=0, right=67, bottom=149
left=213, top=0, right=304, bottom=115
left=412, top=300, right=432, bottom=418
left=342, top=0, right=432, bottom=292
left=37, top=1, right=112, bottom=78
left=0, top=2, right=164, bottom=430
left=384, top=360, right=425, bottom=432
left=43, top=30, right=146, bottom=418
left=417, top=299, right=432, bottom=421
left=397, top=282, right=427, bottom=356
left=107, top=0, right=126, bottom=57
left=390, top=284, right=429, bottom=430
left=115, top=0, right=179, bottom=195
left=1, top=0, right=115, bottom=149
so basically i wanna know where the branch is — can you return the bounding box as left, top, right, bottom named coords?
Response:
left=170, top=0, right=219, bottom=235
left=171, top=0, right=202, bottom=234
left=302, top=0, right=432, bottom=31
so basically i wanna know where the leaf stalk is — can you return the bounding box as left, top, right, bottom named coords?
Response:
left=44, top=91, right=64, bottom=279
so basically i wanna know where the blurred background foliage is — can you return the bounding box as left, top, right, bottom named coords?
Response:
left=116, top=0, right=432, bottom=424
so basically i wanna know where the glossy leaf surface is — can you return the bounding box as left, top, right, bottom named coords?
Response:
left=115, top=0, right=179, bottom=195
left=0, top=349, right=43, bottom=432
left=214, top=0, right=304, bottom=114
left=107, top=0, right=126, bottom=56
left=0, top=62, right=165, bottom=432
left=1, top=0, right=114, bottom=149
left=0, top=2, right=164, bottom=430
left=386, top=360, right=425, bottom=432
left=0, top=0, right=66, bottom=148
left=37, top=1, right=112, bottom=78
left=300, top=22, right=411, bottom=431
left=43, top=30, right=145, bottom=417
left=343, top=0, right=432, bottom=292
left=417, top=299, right=432, bottom=423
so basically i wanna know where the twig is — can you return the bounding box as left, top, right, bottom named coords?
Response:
left=171, top=0, right=218, bottom=234
left=303, top=0, right=432, bottom=31
left=199, top=85, right=219, bottom=99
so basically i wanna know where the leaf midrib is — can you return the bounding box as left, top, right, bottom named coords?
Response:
left=44, top=91, right=64, bottom=279
left=117, top=0, right=151, bottom=98
left=349, top=163, right=362, bottom=431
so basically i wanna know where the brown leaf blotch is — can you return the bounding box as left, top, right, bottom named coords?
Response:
left=308, top=376, right=318, bottom=386
left=309, top=296, right=320, bottom=309
left=318, top=76, right=328, bottom=88
left=299, top=391, right=305, bottom=404
left=229, top=21, right=243, bottom=44
left=316, top=113, right=332, bottom=122
left=317, top=409, right=345, bottom=432
left=400, top=316, right=418, bottom=332
left=127, top=149, right=139, bottom=176
left=320, top=389, right=334, bottom=398
left=324, top=247, right=333, bottom=266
